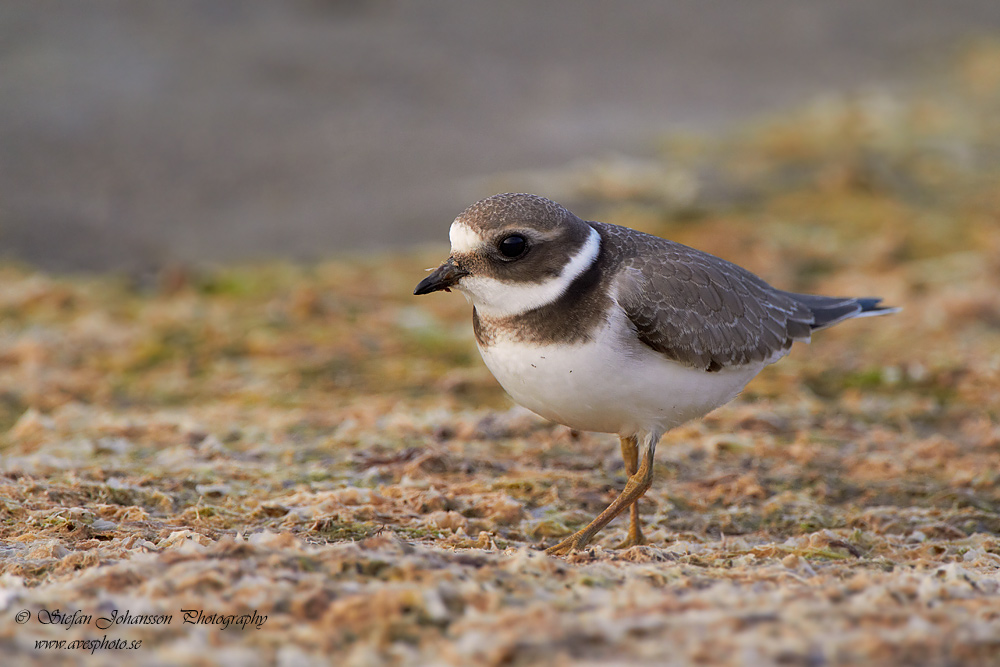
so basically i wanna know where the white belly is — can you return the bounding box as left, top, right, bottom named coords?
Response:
left=477, top=311, right=766, bottom=436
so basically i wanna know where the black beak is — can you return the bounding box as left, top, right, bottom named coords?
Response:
left=413, top=258, right=470, bottom=295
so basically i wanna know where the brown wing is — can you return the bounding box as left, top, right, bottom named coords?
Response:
left=600, top=223, right=816, bottom=372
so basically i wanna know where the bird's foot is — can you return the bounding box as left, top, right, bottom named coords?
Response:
left=612, top=528, right=648, bottom=551
left=545, top=531, right=592, bottom=556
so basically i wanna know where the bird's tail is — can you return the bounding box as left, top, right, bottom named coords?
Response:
left=779, top=291, right=901, bottom=331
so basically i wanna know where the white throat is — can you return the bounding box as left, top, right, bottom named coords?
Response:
left=452, top=224, right=601, bottom=318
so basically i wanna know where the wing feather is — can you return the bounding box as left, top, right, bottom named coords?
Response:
left=601, top=223, right=814, bottom=371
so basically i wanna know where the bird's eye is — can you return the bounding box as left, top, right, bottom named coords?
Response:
left=498, top=234, right=527, bottom=258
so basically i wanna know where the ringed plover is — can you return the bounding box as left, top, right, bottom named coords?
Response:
left=414, top=193, right=898, bottom=555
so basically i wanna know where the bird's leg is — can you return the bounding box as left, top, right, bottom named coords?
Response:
left=547, top=433, right=656, bottom=556
left=613, top=435, right=648, bottom=549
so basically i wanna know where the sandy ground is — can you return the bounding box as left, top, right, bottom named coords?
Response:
left=1, top=45, right=1000, bottom=666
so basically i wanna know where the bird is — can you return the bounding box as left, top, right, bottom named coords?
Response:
left=413, top=193, right=898, bottom=555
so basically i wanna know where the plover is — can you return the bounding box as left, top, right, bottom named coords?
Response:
left=414, top=193, right=898, bottom=555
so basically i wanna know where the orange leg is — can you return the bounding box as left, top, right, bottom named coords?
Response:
left=613, top=435, right=648, bottom=549
left=547, top=433, right=656, bottom=555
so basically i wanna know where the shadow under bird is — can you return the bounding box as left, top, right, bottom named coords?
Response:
left=414, top=193, right=899, bottom=555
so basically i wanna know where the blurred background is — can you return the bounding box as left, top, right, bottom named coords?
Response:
left=3, top=0, right=1000, bottom=274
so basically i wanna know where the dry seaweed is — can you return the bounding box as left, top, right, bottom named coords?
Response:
left=2, top=44, right=1000, bottom=667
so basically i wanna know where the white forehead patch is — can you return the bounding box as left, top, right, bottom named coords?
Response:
left=449, top=221, right=484, bottom=254
left=460, top=225, right=601, bottom=319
